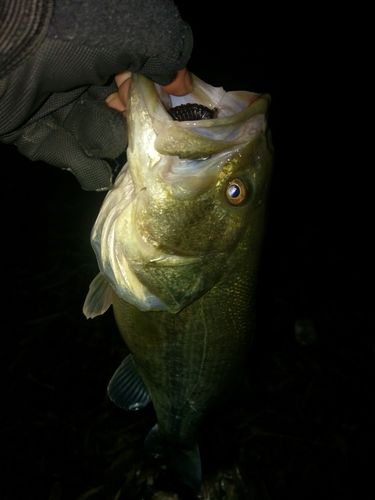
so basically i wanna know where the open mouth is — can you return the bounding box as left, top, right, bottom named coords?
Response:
left=168, top=103, right=217, bottom=121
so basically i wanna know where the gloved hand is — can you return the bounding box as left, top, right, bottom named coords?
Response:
left=0, top=0, right=193, bottom=191
left=2, top=82, right=129, bottom=191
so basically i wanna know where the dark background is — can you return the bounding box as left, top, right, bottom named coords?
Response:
left=1, top=3, right=372, bottom=500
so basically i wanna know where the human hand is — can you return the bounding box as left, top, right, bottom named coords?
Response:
left=0, top=1, right=193, bottom=191
left=106, top=68, right=193, bottom=112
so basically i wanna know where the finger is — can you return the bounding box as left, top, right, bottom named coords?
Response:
left=117, top=77, right=132, bottom=108
left=114, top=70, right=132, bottom=88
left=105, top=92, right=126, bottom=112
left=106, top=70, right=132, bottom=111
left=162, top=68, right=192, bottom=96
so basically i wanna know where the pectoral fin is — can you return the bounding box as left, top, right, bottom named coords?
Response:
left=107, top=354, right=151, bottom=411
left=83, top=273, right=113, bottom=319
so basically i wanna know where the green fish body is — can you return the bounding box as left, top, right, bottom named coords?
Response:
left=83, top=73, right=273, bottom=489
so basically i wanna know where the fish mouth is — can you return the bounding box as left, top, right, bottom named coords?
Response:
left=154, top=74, right=263, bottom=122
left=135, top=73, right=271, bottom=162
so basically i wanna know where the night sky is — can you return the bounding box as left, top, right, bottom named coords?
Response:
left=1, top=3, right=371, bottom=500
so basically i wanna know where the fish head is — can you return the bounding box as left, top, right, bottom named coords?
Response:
left=91, top=74, right=273, bottom=313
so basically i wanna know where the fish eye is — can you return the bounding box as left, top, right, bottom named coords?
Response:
left=225, top=178, right=247, bottom=205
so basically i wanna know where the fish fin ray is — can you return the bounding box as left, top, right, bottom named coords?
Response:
left=83, top=273, right=113, bottom=319
left=107, top=354, right=151, bottom=411
left=145, top=424, right=202, bottom=492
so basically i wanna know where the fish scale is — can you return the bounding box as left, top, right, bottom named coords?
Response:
left=83, top=73, right=273, bottom=491
left=111, top=226, right=261, bottom=443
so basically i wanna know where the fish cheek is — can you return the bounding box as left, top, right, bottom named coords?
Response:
left=138, top=194, right=219, bottom=254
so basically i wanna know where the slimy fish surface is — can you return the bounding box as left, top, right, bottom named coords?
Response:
left=83, top=73, right=273, bottom=491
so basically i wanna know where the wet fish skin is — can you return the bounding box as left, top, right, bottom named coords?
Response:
left=84, top=73, right=273, bottom=488
left=112, top=230, right=259, bottom=444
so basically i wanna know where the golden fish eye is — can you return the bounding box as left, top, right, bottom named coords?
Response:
left=225, top=178, right=247, bottom=205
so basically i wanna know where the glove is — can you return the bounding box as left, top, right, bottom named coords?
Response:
left=2, top=83, right=128, bottom=191
left=0, top=0, right=193, bottom=190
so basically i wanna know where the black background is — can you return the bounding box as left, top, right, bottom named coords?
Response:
left=1, top=3, right=371, bottom=500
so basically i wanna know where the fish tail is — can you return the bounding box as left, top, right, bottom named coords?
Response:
left=144, top=424, right=202, bottom=492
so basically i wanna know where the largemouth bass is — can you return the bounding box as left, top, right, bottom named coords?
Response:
left=83, top=73, right=272, bottom=490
